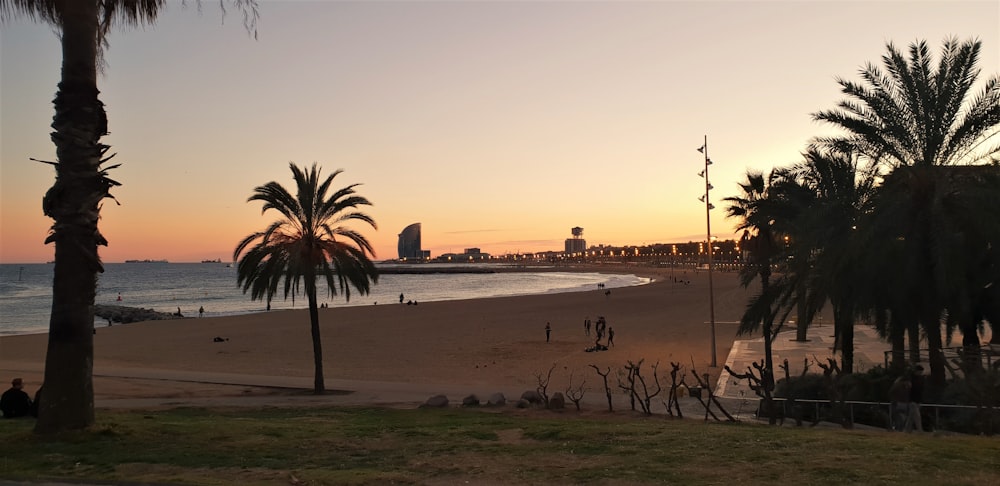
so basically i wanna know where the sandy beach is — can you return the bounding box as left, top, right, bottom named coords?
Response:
left=0, top=266, right=751, bottom=408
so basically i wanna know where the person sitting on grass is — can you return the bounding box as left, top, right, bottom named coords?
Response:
left=1, top=378, right=32, bottom=418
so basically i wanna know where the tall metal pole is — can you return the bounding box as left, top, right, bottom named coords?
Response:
left=703, top=135, right=718, bottom=367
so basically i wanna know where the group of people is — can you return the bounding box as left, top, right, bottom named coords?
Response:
left=582, top=316, right=614, bottom=347
left=545, top=318, right=616, bottom=347
left=1, top=378, right=39, bottom=419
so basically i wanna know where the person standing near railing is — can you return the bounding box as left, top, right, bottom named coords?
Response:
left=889, top=373, right=911, bottom=431
left=904, top=365, right=925, bottom=433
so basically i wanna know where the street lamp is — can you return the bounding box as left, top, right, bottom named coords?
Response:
left=697, top=135, right=718, bottom=368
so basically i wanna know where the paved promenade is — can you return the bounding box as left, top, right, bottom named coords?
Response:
left=715, top=323, right=890, bottom=399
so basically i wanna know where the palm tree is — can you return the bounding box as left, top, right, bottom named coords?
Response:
left=814, top=38, right=999, bottom=168
left=234, top=163, right=379, bottom=394
left=0, top=0, right=257, bottom=433
left=724, top=170, right=783, bottom=423
left=813, top=38, right=1000, bottom=386
left=780, top=147, right=878, bottom=374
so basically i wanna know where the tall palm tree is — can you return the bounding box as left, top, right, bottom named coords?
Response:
left=764, top=167, right=817, bottom=344
left=813, top=38, right=1000, bottom=387
left=234, top=163, right=379, bottom=394
left=724, top=170, right=783, bottom=423
left=781, top=147, right=878, bottom=374
left=0, top=0, right=257, bottom=433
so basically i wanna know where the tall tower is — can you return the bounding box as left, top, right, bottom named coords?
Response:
left=397, top=223, right=423, bottom=260
left=565, top=227, right=586, bottom=254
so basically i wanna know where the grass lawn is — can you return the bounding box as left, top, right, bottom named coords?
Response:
left=1, top=406, right=998, bottom=485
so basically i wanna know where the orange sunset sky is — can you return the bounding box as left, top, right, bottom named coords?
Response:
left=2, top=1, right=998, bottom=263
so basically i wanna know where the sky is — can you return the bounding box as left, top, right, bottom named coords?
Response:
left=1, top=1, right=998, bottom=263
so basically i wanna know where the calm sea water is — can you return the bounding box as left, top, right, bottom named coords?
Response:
left=0, top=263, right=648, bottom=335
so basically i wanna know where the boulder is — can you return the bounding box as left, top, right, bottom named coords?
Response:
left=520, top=390, right=543, bottom=404
left=487, top=392, right=506, bottom=406
left=515, top=398, right=531, bottom=409
left=420, top=394, right=449, bottom=408
left=548, top=392, right=566, bottom=410
left=462, top=394, right=481, bottom=407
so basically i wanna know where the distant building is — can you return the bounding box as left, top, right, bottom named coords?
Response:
left=397, top=223, right=426, bottom=260
left=435, top=247, right=491, bottom=262
left=565, top=226, right=586, bottom=254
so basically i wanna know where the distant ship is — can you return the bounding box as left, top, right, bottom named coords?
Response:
left=201, top=258, right=223, bottom=263
left=124, top=259, right=168, bottom=263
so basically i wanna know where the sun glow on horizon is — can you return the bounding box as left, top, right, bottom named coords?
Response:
left=2, top=2, right=997, bottom=264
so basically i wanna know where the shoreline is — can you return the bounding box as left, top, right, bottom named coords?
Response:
left=0, top=263, right=653, bottom=337
left=0, top=266, right=749, bottom=408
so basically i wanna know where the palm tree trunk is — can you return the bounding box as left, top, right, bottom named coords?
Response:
left=795, top=284, right=808, bottom=342
left=762, top=318, right=777, bottom=425
left=759, top=271, right=777, bottom=425
left=921, top=313, right=946, bottom=388
left=36, top=0, right=104, bottom=434
left=908, top=324, right=921, bottom=365
left=960, top=315, right=982, bottom=375
left=306, top=277, right=325, bottom=394
left=835, top=306, right=854, bottom=374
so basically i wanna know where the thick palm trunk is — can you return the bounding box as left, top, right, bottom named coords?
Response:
left=306, top=278, right=324, bottom=394
left=908, top=324, right=921, bottom=365
left=795, top=287, right=808, bottom=342
left=36, top=0, right=105, bottom=434
left=758, top=271, right=777, bottom=425
left=960, top=323, right=982, bottom=374
left=921, top=313, right=946, bottom=388
left=834, top=306, right=854, bottom=374
left=795, top=263, right=808, bottom=342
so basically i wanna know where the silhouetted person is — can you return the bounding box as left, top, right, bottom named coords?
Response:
left=608, top=327, right=615, bottom=347
left=1, top=378, right=32, bottom=418
left=545, top=322, right=551, bottom=343
left=198, top=306, right=205, bottom=318
left=584, top=317, right=591, bottom=336
left=400, top=293, right=404, bottom=304
left=905, top=365, right=925, bottom=432
left=889, top=373, right=911, bottom=431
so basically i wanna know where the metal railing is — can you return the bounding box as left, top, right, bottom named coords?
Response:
left=750, top=397, right=998, bottom=434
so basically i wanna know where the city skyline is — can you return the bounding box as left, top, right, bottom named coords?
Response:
left=2, top=1, right=997, bottom=263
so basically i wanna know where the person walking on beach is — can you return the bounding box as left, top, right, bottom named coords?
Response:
left=584, top=317, right=591, bottom=336
left=545, top=322, right=551, bottom=343
left=198, top=306, right=205, bottom=318
left=608, top=327, right=615, bottom=347
left=399, top=293, right=404, bottom=304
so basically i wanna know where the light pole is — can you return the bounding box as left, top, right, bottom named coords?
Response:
left=697, top=135, right=718, bottom=367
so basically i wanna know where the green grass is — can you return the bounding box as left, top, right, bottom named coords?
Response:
left=0, top=406, right=998, bottom=485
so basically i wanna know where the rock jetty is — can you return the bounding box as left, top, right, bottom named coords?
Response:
left=94, top=304, right=185, bottom=324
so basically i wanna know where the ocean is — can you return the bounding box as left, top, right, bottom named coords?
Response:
left=0, top=263, right=649, bottom=335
